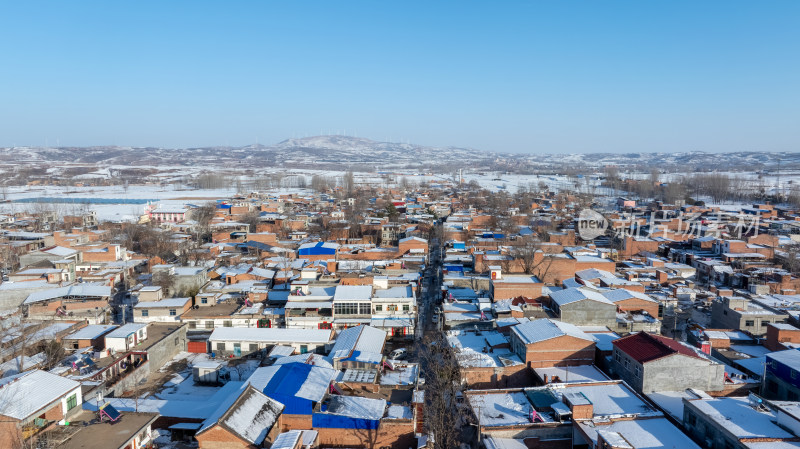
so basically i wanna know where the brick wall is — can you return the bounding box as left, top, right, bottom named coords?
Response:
left=525, top=336, right=596, bottom=368
left=460, top=364, right=533, bottom=389
left=196, top=425, right=253, bottom=449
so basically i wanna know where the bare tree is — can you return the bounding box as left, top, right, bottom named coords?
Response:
left=416, top=333, right=467, bottom=449
left=780, top=243, right=800, bottom=274
left=341, top=170, right=355, bottom=198
left=240, top=211, right=261, bottom=233
left=151, top=271, right=176, bottom=296
left=508, top=239, right=556, bottom=282
left=190, top=202, right=217, bottom=241
left=39, top=339, right=65, bottom=371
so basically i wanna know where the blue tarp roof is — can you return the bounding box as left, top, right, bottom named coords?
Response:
left=298, top=242, right=337, bottom=256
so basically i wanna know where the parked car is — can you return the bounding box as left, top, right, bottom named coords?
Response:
left=389, top=348, right=407, bottom=360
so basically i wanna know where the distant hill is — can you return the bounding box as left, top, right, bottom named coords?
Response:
left=0, top=136, right=798, bottom=172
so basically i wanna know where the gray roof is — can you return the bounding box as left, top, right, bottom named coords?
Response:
left=65, top=324, right=117, bottom=341
left=333, top=285, right=372, bottom=302
left=105, top=323, right=148, bottom=339
left=511, top=319, right=594, bottom=345
left=602, top=289, right=657, bottom=304
left=768, top=349, right=800, bottom=369
left=0, top=370, right=81, bottom=420
left=328, top=325, right=386, bottom=360
left=134, top=297, right=191, bottom=308
left=549, top=287, right=614, bottom=307
left=23, top=284, right=111, bottom=304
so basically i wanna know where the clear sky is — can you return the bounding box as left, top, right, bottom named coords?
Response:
left=0, top=1, right=798, bottom=154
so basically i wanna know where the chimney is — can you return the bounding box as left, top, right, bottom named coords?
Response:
left=656, top=270, right=668, bottom=284
left=564, top=391, right=593, bottom=420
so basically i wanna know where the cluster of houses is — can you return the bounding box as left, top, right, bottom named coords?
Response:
left=4, top=180, right=800, bottom=448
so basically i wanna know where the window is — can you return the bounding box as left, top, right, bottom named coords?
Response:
left=768, top=380, right=779, bottom=393
left=205, top=321, right=215, bottom=329
left=66, top=394, right=78, bottom=411
left=141, top=309, right=149, bottom=317
left=375, top=305, right=383, bottom=312
left=388, top=305, right=398, bottom=312
left=223, top=321, right=232, bottom=327
left=169, top=309, right=177, bottom=316
left=745, top=320, right=755, bottom=327
left=686, top=412, right=696, bottom=426
left=762, top=320, right=771, bottom=327
left=216, top=342, right=225, bottom=351
left=300, top=345, right=308, bottom=354
left=792, top=369, right=798, bottom=380
left=201, top=298, right=208, bottom=304
left=789, top=391, right=799, bottom=401
left=403, top=304, right=410, bottom=312
left=359, top=303, right=371, bottom=315
left=138, top=330, right=144, bottom=338
left=174, top=337, right=179, bottom=345
left=250, top=344, right=259, bottom=352
left=188, top=322, right=196, bottom=329
left=319, top=322, right=332, bottom=329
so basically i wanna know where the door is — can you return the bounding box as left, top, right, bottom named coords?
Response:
left=233, top=343, right=241, bottom=357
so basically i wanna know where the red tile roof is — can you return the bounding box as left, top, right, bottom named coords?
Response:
left=612, top=331, right=703, bottom=363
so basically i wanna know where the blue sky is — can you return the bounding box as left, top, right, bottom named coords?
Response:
left=0, top=1, right=797, bottom=153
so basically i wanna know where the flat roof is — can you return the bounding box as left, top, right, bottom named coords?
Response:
left=56, top=411, right=158, bottom=449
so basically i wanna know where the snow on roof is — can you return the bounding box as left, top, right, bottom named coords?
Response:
left=602, top=289, right=657, bottom=304
left=328, top=325, right=386, bottom=360
left=105, top=323, right=147, bottom=339
left=24, top=283, right=111, bottom=304
left=333, top=285, right=373, bottom=301
left=768, top=349, right=800, bottom=370
left=534, top=365, right=610, bottom=384
left=379, top=363, right=418, bottom=386
left=250, top=363, right=337, bottom=404
left=549, top=287, right=614, bottom=307
left=220, top=386, right=284, bottom=445
left=270, top=430, right=303, bottom=449
left=324, top=395, right=386, bottom=420
left=575, top=268, right=616, bottom=280
left=0, top=353, right=47, bottom=376
left=687, top=397, right=793, bottom=439
left=86, top=380, right=245, bottom=420
left=386, top=404, right=413, bottom=419
left=64, top=324, right=117, bottom=341
left=134, top=297, right=191, bottom=308
left=373, top=285, right=414, bottom=299
left=0, top=280, right=51, bottom=291
left=560, top=382, right=658, bottom=417
left=208, top=327, right=332, bottom=344
left=578, top=417, right=701, bottom=449
left=469, top=392, right=537, bottom=427
left=272, top=353, right=333, bottom=370
left=584, top=332, right=620, bottom=352
left=447, top=331, right=523, bottom=368
left=646, top=390, right=706, bottom=421
left=0, top=370, right=80, bottom=420
left=511, top=319, right=594, bottom=345
left=43, top=246, right=78, bottom=257
left=484, top=438, right=528, bottom=449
